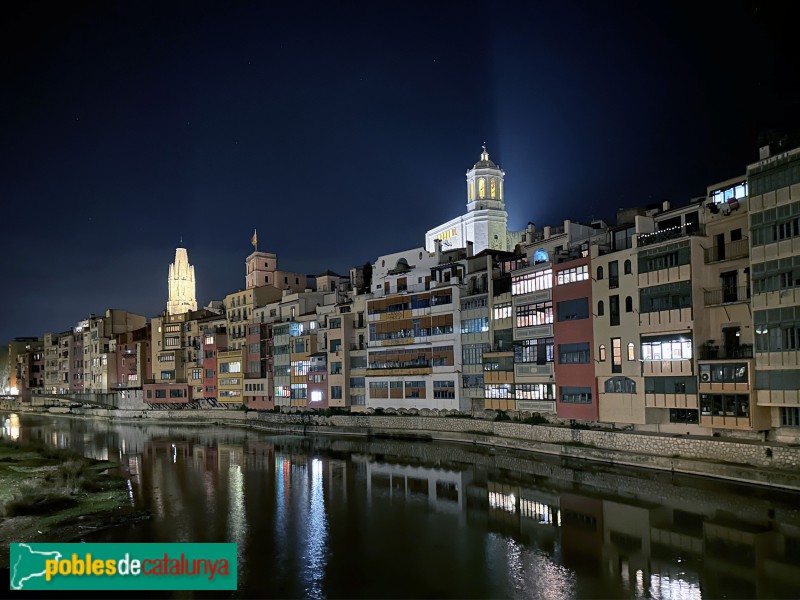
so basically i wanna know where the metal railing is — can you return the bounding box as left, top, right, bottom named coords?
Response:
left=698, top=344, right=753, bottom=360
left=703, top=285, right=750, bottom=306
left=637, top=223, right=704, bottom=248
left=704, top=238, right=749, bottom=263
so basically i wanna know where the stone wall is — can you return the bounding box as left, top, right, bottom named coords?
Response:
left=246, top=413, right=800, bottom=470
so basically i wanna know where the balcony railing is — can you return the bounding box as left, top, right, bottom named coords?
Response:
left=698, top=344, right=754, bottom=360
left=637, top=223, right=704, bottom=248
left=703, top=286, right=750, bottom=306
left=704, top=238, right=749, bottom=264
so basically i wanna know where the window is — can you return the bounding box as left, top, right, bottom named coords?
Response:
left=517, top=383, right=555, bottom=400
left=609, top=261, right=619, bottom=289
left=699, top=363, right=748, bottom=383
left=610, top=295, right=620, bottom=326
left=485, top=384, right=513, bottom=399
left=645, top=376, right=698, bottom=394
left=559, top=342, right=590, bottom=364
left=349, top=377, right=365, bottom=388
left=598, top=345, right=606, bottom=361
left=433, top=380, right=455, bottom=399
left=639, top=281, right=692, bottom=313
left=512, top=269, right=552, bottom=295
left=560, top=386, right=592, bottom=404
left=611, top=338, right=622, bottom=373
left=597, top=300, right=604, bottom=316
left=670, top=409, right=699, bottom=424
left=700, top=394, right=749, bottom=418
left=624, top=259, right=632, bottom=275
left=639, top=241, right=691, bottom=273
left=605, top=377, right=636, bottom=393
left=516, top=302, right=553, bottom=327
left=627, top=342, right=635, bottom=361
left=331, top=386, right=342, bottom=399
left=641, top=335, right=693, bottom=361
left=493, top=302, right=512, bottom=320
left=625, top=296, right=633, bottom=313
left=556, top=265, right=589, bottom=285
left=329, top=318, right=341, bottom=329
left=461, top=317, right=489, bottom=333
left=405, top=380, right=426, bottom=398
left=292, top=360, right=310, bottom=376
left=155, top=389, right=166, bottom=399
left=596, top=266, right=603, bottom=280
left=161, top=370, right=175, bottom=380
left=165, top=336, right=180, bottom=348
left=330, top=339, right=342, bottom=353
left=220, top=361, right=242, bottom=373
left=515, top=338, right=554, bottom=364
left=557, top=298, right=589, bottom=321
left=330, top=362, right=342, bottom=375
left=463, top=343, right=489, bottom=365
left=781, top=407, right=800, bottom=427
left=192, top=368, right=202, bottom=380
left=205, top=369, right=214, bottom=378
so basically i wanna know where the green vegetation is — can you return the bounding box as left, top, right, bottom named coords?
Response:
left=0, top=437, right=132, bottom=567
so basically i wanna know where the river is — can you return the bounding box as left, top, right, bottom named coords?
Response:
left=2, top=412, right=800, bottom=599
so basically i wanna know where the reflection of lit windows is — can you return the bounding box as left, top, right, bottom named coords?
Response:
left=488, top=491, right=516, bottom=513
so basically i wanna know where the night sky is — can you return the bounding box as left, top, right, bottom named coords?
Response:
left=2, top=1, right=799, bottom=342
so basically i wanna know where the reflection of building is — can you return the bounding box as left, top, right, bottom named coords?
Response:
left=365, top=461, right=471, bottom=516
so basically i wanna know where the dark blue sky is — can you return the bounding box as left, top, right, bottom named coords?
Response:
left=2, top=1, right=799, bottom=342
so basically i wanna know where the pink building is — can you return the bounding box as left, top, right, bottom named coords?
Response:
left=553, top=255, right=598, bottom=421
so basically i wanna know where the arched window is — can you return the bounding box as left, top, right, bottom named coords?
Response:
left=597, top=300, right=604, bottom=316
left=625, top=296, right=633, bottom=312
left=597, top=266, right=604, bottom=280
left=599, top=344, right=606, bottom=361
left=490, top=178, right=497, bottom=198
left=605, top=377, right=636, bottom=394
left=469, top=180, right=475, bottom=200
left=478, top=178, right=486, bottom=199
left=627, top=343, right=635, bottom=361
left=499, top=180, right=503, bottom=200
left=624, top=259, right=632, bottom=274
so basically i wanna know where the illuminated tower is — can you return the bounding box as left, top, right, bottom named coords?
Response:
left=167, top=247, right=197, bottom=315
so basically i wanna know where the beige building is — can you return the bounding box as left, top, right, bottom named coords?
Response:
left=84, top=310, right=147, bottom=392
left=748, top=146, right=800, bottom=442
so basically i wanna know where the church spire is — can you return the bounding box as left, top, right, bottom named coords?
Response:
left=166, top=247, right=197, bottom=316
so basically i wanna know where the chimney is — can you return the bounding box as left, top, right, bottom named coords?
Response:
left=434, top=239, right=442, bottom=263
left=759, top=145, right=770, bottom=160
left=662, top=200, right=671, bottom=211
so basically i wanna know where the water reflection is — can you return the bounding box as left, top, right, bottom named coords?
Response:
left=2, top=413, right=800, bottom=599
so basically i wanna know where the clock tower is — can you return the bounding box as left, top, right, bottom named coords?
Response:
left=466, top=145, right=505, bottom=213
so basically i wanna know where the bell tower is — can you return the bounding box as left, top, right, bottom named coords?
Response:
left=466, top=144, right=505, bottom=213
left=167, top=247, right=197, bottom=315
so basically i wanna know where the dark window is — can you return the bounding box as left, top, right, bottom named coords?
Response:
left=624, top=259, right=632, bottom=275
left=557, top=298, right=589, bottom=321
left=670, top=409, right=698, bottom=424
left=730, top=228, right=742, bottom=242
left=604, top=377, right=636, bottom=393
left=610, top=295, right=620, bottom=326
left=559, top=342, right=590, bottom=364
left=560, top=386, right=592, bottom=404
left=609, top=261, right=619, bottom=288
left=625, top=296, right=633, bottom=313
left=597, top=300, right=604, bottom=316
left=596, top=266, right=603, bottom=280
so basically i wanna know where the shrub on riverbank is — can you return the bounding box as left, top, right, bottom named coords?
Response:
left=4, top=482, right=78, bottom=517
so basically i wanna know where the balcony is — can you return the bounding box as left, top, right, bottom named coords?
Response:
left=703, top=286, right=750, bottom=307
left=698, top=344, right=754, bottom=360
left=704, top=238, right=749, bottom=264
left=637, top=223, right=704, bottom=248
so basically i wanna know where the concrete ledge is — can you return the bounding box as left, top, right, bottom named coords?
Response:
left=5, top=405, right=800, bottom=490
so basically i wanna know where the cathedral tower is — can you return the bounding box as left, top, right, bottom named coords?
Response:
left=167, top=247, right=197, bottom=315
left=466, top=145, right=505, bottom=213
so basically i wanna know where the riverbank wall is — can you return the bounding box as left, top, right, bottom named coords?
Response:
left=4, top=402, right=800, bottom=490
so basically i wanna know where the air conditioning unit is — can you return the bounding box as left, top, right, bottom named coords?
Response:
left=700, top=372, right=711, bottom=383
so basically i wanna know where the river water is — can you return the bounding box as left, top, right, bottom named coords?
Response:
left=2, top=412, right=800, bottom=599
